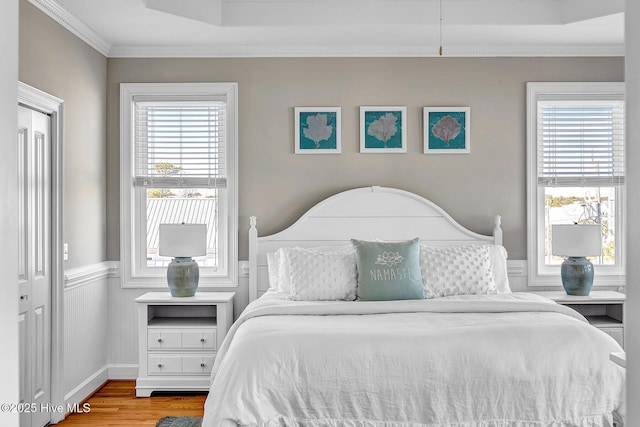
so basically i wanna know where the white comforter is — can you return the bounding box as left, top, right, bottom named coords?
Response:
left=203, top=292, right=625, bottom=427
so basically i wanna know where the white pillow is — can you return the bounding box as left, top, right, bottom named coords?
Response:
left=286, top=247, right=357, bottom=301
left=275, top=248, right=292, bottom=293
left=420, top=244, right=498, bottom=298
left=488, top=244, right=511, bottom=293
left=271, top=245, right=353, bottom=294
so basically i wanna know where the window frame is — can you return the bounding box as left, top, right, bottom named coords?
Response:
left=526, top=82, right=625, bottom=287
left=120, top=82, right=238, bottom=288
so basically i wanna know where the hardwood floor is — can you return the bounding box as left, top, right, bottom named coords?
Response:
left=52, top=380, right=206, bottom=427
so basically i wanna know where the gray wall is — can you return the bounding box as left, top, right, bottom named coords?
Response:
left=107, top=57, right=623, bottom=261
left=19, top=0, right=107, bottom=270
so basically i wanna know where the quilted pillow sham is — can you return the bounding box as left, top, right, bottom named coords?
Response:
left=286, top=247, right=358, bottom=301
left=420, top=244, right=498, bottom=298
left=352, top=238, right=425, bottom=301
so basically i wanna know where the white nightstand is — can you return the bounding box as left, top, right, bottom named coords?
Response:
left=528, top=290, right=625, bottom=348
left=135, top=291, right=235, bottom=397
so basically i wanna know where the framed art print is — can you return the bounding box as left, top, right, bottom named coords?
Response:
left=295, top=107, right=341, bottom=154
left=423, top=107, right=470, bottom=154
left=360, top=106, right=407, bottom=153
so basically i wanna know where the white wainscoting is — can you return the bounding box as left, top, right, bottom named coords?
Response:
left=106, top=282, right=145, bottom=380
left=506, top=260, right=528, bottom=292
left=63, top=262, right=112, bottom=407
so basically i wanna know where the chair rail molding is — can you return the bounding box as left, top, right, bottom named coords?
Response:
left=64, top=261, right=119, bottom=289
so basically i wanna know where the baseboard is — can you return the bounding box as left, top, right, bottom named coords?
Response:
left=64, top=366, right=109, bottom=407
left=108, top=364, right=138, bottom=380
left=55, top=364, right=138, bottom=424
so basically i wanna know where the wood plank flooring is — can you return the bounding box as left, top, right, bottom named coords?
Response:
left=52, top=380, right=206, bottom=427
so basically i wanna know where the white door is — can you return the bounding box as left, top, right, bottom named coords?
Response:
left=17, top=106, right=52, bottom=427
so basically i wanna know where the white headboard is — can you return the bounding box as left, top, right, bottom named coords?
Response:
left=249, top=186, right=502, bottom=301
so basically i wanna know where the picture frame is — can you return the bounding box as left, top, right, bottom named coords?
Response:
left=423, top=107, right=471, bottom=154
left=360, top=106, right=407, bottom=153
left=294, top=107, right=341, bottom=154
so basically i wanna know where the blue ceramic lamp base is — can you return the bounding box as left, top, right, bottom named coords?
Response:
left=167, top=257, right=199, bottom=297
left=560, top=256, right=594, bottom=296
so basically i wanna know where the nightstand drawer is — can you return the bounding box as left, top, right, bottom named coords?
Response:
left=148, top=354, right=182, bottom=375
left=148, top=331, right=181, bottom=349
left=182, top=355, right=215, bottom=374
left=182, top=330, right=217, bottom=350
left=148, top=329, right=216, bottom=350
left=147, top=354, right=215, bottom=376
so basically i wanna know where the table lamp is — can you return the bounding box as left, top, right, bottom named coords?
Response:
left=159, top=223, right=207, bottom=297
left=551, top=224, right=602, bottom=296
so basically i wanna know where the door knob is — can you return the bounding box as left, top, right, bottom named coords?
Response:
left=20, top=295, right=29, bottom=301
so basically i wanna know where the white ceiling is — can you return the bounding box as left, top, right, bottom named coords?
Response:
left=33, top=0, right=625, bottom=57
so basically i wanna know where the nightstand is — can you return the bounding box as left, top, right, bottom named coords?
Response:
left=135, top=291, right=235, bottom=397
left=528, top=290, right=625, bottom=348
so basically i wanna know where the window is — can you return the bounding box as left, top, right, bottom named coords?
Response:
left=120, top=83, right=238, bottom=287
left=527, top=82, right=625, bottom=287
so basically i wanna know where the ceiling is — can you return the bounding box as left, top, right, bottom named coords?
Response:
left=33, top=0, right=625, bottom=57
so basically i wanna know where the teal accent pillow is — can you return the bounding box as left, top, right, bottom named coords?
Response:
left=351, top=238, right=425, bottom=301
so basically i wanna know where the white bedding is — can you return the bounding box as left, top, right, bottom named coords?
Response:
left=203, top=292, right=625, bottom=427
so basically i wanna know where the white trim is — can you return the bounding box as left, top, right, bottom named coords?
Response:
left=107, top=364, right=139, bottom=380
left=120, top=82, right=238, bottom=289
left=507, top=260, right=527, bottom=278
left=106, top=261, right=121, bottom=278
left=25, top=0, right=110, bottom=57
left=64, top=261, right=117, bottom=289
left=61, top=364, right=140, bottom=407
left=63, top=366, right=108, bottom=408
left=526, top=82, right=626, bottom=288
left=238, top=260, right=250, bottom=278
left=108, top=44, right=624, bottom=59
left=17, top=82, right=66, bottom=424
left=24, top=0, right=625, bottom=59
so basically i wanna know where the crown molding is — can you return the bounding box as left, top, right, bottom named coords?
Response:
left=27, top=0, right=624, bottom=59
left=26, top=0, right=111, bottom=57
left=109, top=44, right=624, bottom=58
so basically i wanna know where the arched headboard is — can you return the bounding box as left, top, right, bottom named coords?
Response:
left=249, top=186, right=502, bottom=301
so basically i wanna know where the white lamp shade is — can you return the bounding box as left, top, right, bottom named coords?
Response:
left=159, top=223, right=207, bottom=257
left=551, top=224, right=602, bottom=257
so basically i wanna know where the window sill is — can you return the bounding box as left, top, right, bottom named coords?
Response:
left=109, top=261, right=240, bottom=288
left=528, top=274, right=625, bottom=289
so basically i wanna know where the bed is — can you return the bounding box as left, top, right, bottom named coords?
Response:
left=203, top=186, right=625, bottom=426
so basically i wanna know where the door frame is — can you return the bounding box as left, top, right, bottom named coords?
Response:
left=18, top=82, right=65, bottom=424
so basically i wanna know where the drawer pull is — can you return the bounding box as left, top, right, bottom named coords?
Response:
left=200, top=338, right=206, bottom=343
left=200, top=362, right=206, bottom=368
left=157, top=363, right=163, bottom=368
left=157, top=338, right=163, bottom=343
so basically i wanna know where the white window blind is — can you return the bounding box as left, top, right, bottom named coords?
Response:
left=134, top=101, right=227, bottom=188
left=537, top=100, right=625, bottom=186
